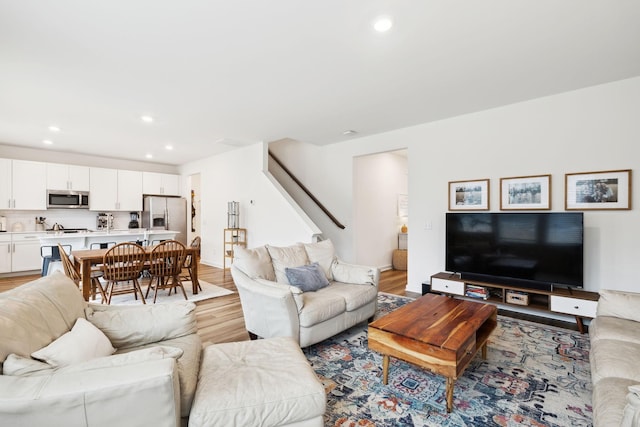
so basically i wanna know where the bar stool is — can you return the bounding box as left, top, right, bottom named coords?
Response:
left=40, top=245, right=71, bottom=276
left=90, top=242, right=116, bottom=250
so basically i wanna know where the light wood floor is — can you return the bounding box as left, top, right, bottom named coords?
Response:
left=0, top=265, right=410, bottom=345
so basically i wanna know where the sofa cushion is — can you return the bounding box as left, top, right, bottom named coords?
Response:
left=0, top=272, right=86, bottom=366
left=590, top=316, right=640, bottom=345
left=597, top=289, right=640, bottom=323
left=303, top=239, right=336, bottom=280
left=31, top=318, right=115, bottom=367
left=298, top=291, right=346, bottom=328
left=85, top=301, right=197, bottom=349
left=590, top=339, right=640, bottom=384
left=189, top=337, right=325, bottom=427
left=266, top=244, right=309, bottom=284
left=285, top=263, right=329, bottom=292
left=232, top=245, right=275, bottom=281
left=325, top=282, right=378, bottom=312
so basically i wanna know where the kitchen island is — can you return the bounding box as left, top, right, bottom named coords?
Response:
left=39, top=229, right=180, bottom=250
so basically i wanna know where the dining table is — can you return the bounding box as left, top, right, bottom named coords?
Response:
left=71, top=245, right=201, bottom=301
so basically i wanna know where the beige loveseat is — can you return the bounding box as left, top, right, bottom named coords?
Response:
left=589, top=289, right=640, bottom=426
left=231, top=239, right=380, bottom=347
left=0, top=272, right=326, bottom=427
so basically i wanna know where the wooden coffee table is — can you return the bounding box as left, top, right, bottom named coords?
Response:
left=368, top=293, right=497, bottom=412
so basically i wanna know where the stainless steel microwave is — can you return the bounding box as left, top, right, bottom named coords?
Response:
left=47, top=190, right=89, bottom=209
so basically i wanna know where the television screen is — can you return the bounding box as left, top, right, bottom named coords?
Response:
left=445, top=212, right=583, bottom=290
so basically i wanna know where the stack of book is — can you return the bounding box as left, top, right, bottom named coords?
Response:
left=465, top=285, right=489, bottom=300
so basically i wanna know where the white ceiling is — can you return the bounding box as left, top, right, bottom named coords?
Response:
left=1, top=1, right=639, bottom=166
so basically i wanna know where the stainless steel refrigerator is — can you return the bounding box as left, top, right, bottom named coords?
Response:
left=142, top=196, right=187, bottom=245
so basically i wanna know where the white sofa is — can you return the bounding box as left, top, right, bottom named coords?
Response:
left=589, top=289, right=640, bottom=426
left=0, top=272, right=326, bottom=427
left=231, top=239, right=380, bottom=347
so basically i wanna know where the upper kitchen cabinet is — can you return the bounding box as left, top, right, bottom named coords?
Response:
left=142, top=172, right=180, bottom=196
left=0, top=158, right=47, bottom=210
left=89, top=168, right=142, bottom=211
left=47, top=163, right=90, bottom=191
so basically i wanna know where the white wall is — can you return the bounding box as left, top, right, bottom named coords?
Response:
left=179, top=143, right=318, bottom=267
left=265, top=77, right=640, bottom=293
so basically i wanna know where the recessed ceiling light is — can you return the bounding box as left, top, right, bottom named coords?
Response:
left=48, top=125, right=60, bottom=132
left=145, top=153, right=153, bottom=159
left=165, top=145, right=173, bottom=150
left=42, top=139, right=53, bottom=145
left=342, top=130, right=358, bottom=136
left=141, top=115, right=154, bottom=123
left=373, top=17, right=393, bottom=32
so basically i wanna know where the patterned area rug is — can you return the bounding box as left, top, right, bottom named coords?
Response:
left=305, top=293, right=593, bottom=427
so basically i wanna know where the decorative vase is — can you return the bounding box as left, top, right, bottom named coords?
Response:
left=401, top=224, right=408, bottom=233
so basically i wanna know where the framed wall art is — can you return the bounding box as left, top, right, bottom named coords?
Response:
left=565, top=169, right=632, bottom=210
left=500, top=174, right=551, bottom=210
left=448, top=179, right=490, bottom=211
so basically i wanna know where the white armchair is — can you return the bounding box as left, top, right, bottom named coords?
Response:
left=231, top=240, right=380, bottom=347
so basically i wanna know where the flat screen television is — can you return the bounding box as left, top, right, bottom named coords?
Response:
left=445, top=212, right=583, bottom=291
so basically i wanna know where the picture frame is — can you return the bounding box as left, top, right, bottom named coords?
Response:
left=500, top=174, right=551, bottom=210
left=565, top=169, right=632, bottom=210
left=449, top=179, right=490, bottom=211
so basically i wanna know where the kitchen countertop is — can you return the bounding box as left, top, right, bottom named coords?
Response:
left=38, top=229, right=181, bottom=248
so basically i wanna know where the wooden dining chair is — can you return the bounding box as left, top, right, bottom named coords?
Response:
left=181, top=236, right=201, bottom=291
left=146, top=240, right=187, bottom=303
left=58, top=244, right=107, bottom=303
left=102, top=242, right=147, bottom=304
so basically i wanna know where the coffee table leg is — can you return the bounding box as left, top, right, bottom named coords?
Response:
left=446, top=377, right=455, bottom=412
left=482, top=342, right=488, bottom=359
left=382, top=355, right=389, bottom=385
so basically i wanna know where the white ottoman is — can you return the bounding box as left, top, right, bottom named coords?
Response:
left=188, top=336, right=326, bottom=427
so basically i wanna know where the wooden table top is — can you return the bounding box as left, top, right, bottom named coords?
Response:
left=369, top=293, right=497, bottom=351
left=72, top=245, right=198, bottom=261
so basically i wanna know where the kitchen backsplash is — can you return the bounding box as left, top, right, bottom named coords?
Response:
left=0, top=210, right=136, bottom=232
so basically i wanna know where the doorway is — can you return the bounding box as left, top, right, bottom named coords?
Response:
left=353, top=149, right=408, bottom=269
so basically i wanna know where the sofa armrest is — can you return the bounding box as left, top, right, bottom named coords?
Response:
left=85, top=301, right=197, bottom=349
left=597, top=289, right=640, bottom=323
left=0, top=358, right=180, bottom=427
left=231, top=265, right=301, bottom=341
left=331, top=259, right=380, bottom=288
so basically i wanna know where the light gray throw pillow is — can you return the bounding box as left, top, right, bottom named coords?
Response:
left=285, top=262, right=329, bottom=292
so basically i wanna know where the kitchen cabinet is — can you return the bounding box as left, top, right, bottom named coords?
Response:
left=89, top=167, right=142, bottom=211
left=142, top=172, right=180, bottom=196
left=47, top=163, right=90, bottom=191
left=0, top=234, right=11, bottom=273
left=11, top=233, right=42, bottom=272
left=0, top=233, right=43, bottom=273
left=0, top=158, right=47, bottom=210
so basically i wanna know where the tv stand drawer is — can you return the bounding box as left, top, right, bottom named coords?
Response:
left=550, top=295, right=597, bottom=318
left=431, top=277, right=465, bottom=296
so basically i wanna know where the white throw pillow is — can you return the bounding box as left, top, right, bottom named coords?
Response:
left=2, top=353, right=55, bottom=376
left=31, top=317, right=115, bottom=367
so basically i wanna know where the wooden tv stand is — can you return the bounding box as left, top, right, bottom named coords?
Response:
left=430, top=272, right=599, bottom=333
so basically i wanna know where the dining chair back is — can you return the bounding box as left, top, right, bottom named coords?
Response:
left=102, top=242, right=147, bottom=304
left=58, top=244, right=107, bottom=303
left=181, top=236, right=201, bottom=291
left=146, top=240, right=187, bottom=303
